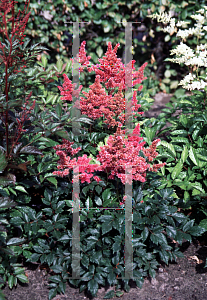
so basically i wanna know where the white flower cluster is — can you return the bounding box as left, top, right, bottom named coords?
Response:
left=148, top=6, right=207, bottom=91
left=149, top=12, right=176, bottom=35
left=179, top=73, right=207, bottom=90
left=176, top=21, right=190, bottom=27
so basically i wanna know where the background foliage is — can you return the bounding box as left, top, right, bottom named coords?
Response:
left=12, top=0, right=207, bottom=96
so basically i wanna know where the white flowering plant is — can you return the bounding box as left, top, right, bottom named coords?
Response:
left=148, top=6, right=207, bottom=92
left=133, top=5, right=207, bottom=254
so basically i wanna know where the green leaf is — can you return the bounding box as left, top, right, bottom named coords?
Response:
left=104, top=290, right=115, bottom=299
left=184, top=191, right=190, bottom=202
left=116, top=291, right=124, bottom=297
left=50, top=265, right=63, bottom=273
left=16, top=274, right=29, bottom=283
left=181, top=146, right=188, bottom=163
left=55, top=130, right=70, bottom=139
left=7, top=237, right=26, bottom=246
left=46, top=177, right=57, bottom=188
left=49, top=275, right=62, bottom=284
left=190, top=182, right=205, bottom=194
left=90, top=251, right=102, bottom=264
left=99, top=215, right=114, bottom=222
left=81, top=255, right=89, bottom=268
left=199, top=219, right=207, bottom=231
left=112, top=242, right=121, bottom=253
left=96, top=46, right=103, bottom=57
left=58, top=281, right=66, bottom=294
left=171, top=161, right=183, bottom=180
left=107, top=270, right=116, bottom=285
left=49, top=288, right=57, bottom=300
left=172, top=213, right=186, bottom=223
left=65, top=60, right=72, bottom=73
left=79, top=283, right=87, bottom=293
left=56, top=59, right=63, bottom=72
left=166, top=226, right=177, bottom=238
left=141, top=227, right=149, bottom=242
left=102, top=222, right=113, bottom=235
left=13, top=267, right=25, bottom=275
left=14, top=186, right=28, bottom=194
left=182, top=220, right=194, bottom=232
left=150, top=232, right=167, bottom=245
left=189, top=225, right=206, bottom=236
left=159, top=141, right=176, bottom=157
left=95, top=185, right=102, bottom=195
left=8, top=275, right=14, bottom=289
left=189, top=146, right=199, bottom=166
left=94, top=195, right=102, bottom=206
left=87, top=279, right=99, bottom=297
left=102, top=189, right=112, bottom=202
left=30, top=253, right=41, bottom=262
left=41, top=55, right=47, bottom=68
left=170, top=80, right=179, bottom=89
left=170, top=130, right=188, bottom=136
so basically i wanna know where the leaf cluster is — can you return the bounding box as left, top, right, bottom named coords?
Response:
left=139, top=88, right=207, bottom=256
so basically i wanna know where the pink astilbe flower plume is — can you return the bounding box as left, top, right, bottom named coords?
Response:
left=73, top=75, right=110, bottom=120
left=88, top=42, right=125, bottom=93
left=58, top=73, right=83, bottom=101
left=53, top=40, right=166, bottom=207
left=53, top=139, right=101, bottom=184
left=70, top=41, right=91, bottom=73
left=95, top=124, right=166, bottom=185
left=58, top=41, right=147, bottom=130
left=87, top=42, right=148, bottom=93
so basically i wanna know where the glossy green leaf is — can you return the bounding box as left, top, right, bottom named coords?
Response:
left=46, top=177, right=57, bottom=188
left=14, top=186, right=28, bottom=194
left=171, top=161, right=183, bottom=180
left=199, top=219, right=207, bottom=231
left=16, top=274, right=29, bottom=283
left=116, top=291, right=124, bottom=297
left=102, top=222, right=113, bottom=235
left=189, top=146, right=199, bottom=166
left=8, top=275, right=14, bottom=289
left=170, top=130, right=188, bottom=136
left=181, top=146, right=188, bottom=163
left=159, top=141, right=176, bottom=157
left=104, top=290, right=115, bottom=299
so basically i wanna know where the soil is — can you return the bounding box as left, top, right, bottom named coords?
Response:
left=2, top=92, right=207, bottom=300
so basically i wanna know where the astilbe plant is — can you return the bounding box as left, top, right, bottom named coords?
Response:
left=0, top=0, right=46, bottom=179
left=53, top=41, right=166, bottom=205
left=49, top=43, right=205, bottom=300
left=0, top=1, right=50, bottom=295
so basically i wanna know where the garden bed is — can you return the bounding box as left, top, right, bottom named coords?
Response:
left=2, top=240, right=207, bottom=300
left=2, top=92, right=207, bottom=300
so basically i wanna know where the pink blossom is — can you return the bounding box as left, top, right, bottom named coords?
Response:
left=58, top=41, right=147, bottom=129
left=53, top=41, right=166, bottom=206
left=70, top=41, right=91, bottom=72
